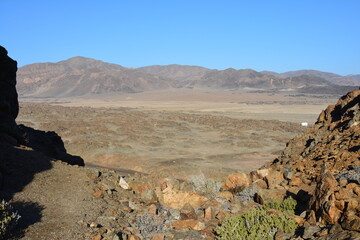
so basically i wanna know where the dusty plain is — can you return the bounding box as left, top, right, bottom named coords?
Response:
left=17, top=89, right=339, bottom=180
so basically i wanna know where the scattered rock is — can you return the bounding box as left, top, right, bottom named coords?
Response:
left=303, top=225, right=321, bottom=239
left=223, top=172, right=250, bottom=190
left=162, top=190, right=208, bottom=209
left=119, top=177, right=131, bottom=190
left=171, top=219, right=206, bottom=230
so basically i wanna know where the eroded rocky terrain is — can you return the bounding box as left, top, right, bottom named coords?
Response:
left=1, top=46, right=359, bottom=239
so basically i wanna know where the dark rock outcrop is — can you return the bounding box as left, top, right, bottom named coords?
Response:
left=18, top=125, right=84, bottom=166
left=0, top=46, right=84, bottom=166
left=0, top=46, right=20, bottom=142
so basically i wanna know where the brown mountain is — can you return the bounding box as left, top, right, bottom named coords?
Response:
left=17, top=57, right=173, bottom=97
left=137, top=64, right=212, bottom=88
left=137, top=66, right=338, bottom=89
left=266, top=69, right=360, bottom=86
left=196, top=69, right=333, bottom=89
left=17, top=57, right=358, bottom=97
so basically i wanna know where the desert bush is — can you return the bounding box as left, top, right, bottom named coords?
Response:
left=236, top=186, right=258, bottom=202
left=215, top=198, right=297, bottom=240
left=336, top=166, right=360, bottom=184
left=135, top=213, right=167, bottom=238
left=0, top=200, right=20, bottom=238
left=189, top=173, right=222, bottom=194
left=263, top=197, right=297, bottom=214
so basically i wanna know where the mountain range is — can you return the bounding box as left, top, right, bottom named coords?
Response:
left=17, top=57, right=359, bottom=97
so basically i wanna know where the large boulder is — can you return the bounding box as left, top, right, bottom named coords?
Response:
left=307, top=168, right=360, bottom=228
left=0, top=46, right=20, bottom=142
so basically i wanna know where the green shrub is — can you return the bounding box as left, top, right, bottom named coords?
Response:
left=215, top=198, right=297, bottom=240
left=263, top=197, right=297, bottom=214
left=0, top=200, right=20, bottom=238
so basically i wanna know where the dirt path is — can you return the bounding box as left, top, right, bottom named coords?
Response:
left=11, top=161, right=96, bottom=240
left=0, top=132, right=108, bottom=240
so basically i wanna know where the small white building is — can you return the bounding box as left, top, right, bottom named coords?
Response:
left=301, top=122, right=309, bottom=127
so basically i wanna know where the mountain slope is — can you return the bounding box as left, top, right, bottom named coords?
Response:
left=17, top=57, right=359, bottom=97
left=17, top=57, right=173, bottom=97
left=275, top=69, right=360, bottom=86
left=137, top=64, right=212, bottom=87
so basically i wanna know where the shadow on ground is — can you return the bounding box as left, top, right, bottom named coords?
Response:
left=0, top=125, right=84, bottom=239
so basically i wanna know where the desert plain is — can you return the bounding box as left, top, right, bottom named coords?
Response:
left=17, top=89, right=339, bottom=180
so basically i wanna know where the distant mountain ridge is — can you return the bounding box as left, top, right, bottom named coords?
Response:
left=18, top=57, right=173, bottom=97
left=274, top=70, right=360, bottom=86
left=17, top=57, right=359, bottom=97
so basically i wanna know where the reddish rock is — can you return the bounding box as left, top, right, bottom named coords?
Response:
left=347, top=199, right=358, bottom=211
left=249, top=168, right=269, bottom=181
left=147, top=204, right=157, bottom=215
left=92, top=190, right=104, bottom=198
left=334, top=188, right=352, bottom=200
left=223, top=172, right=250, bottom=190
left=160, top=177, right=180, bottom=191
left=162, top=190, right=208, bottom=209
left=132, top=182, right=152, bottom=194
left=180, top=203, right=196, bottom=220
left=341, top=216, right=360, bottom=231
left=215, top=191, right=233, bottom=202
left=335, top=200, right=345, bottom=211
left=293, top=215, right=305, bottom=226
left=308, top=171, right=343, bottom=224
left=171, top=219, right=205, bottom=230
left=252, top=179, right=268, bottom=189
left=265, top=169, right=284, bottom=189
left=151, top=233, right=165, bottom=240
left=200, top=229, right=216, bottom=239
left=289, top=177, right=303, bottom=186
left=129, top=235, right=141, bottom=240
left=204, top=206, right=214, bottom=221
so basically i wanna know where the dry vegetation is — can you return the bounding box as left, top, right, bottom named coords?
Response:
left=17, top=103, right=306, bottom=179
left=17, top=90, right=339, bottom=179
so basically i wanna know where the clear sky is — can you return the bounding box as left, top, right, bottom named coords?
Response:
left=1, top=0, right=359, bottom=75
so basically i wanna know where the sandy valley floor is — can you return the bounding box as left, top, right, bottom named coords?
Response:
left=18, top=89, right=338, bottom=180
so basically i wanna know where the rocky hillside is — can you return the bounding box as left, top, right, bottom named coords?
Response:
left=262, top=89, right=360, bottom=238
left=1, top=46, right=359, bottom=239
left=17, top=57, right=358, bottom=97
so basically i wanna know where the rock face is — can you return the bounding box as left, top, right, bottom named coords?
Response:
left=307, top=168, right=360, bottom=230
left=262, top=90, right=360, bottom=196
left=260, top=90, right=360, bottom=236
left=0, top=46, right=19, bottom=139
left=216, top=90, right=360, bottom=238
left=272, top=90, right=360, bottom=178
left=0, top=47, right=84, bottom=165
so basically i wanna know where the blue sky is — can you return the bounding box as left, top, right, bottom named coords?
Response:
left=1, top=0, right=359, bottom=75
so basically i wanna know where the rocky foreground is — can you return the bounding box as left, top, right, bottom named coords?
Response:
left=0, top=46, right=359, bottom=239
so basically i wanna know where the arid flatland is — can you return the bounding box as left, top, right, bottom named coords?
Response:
left=17, top=90, right=338, bottom=179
